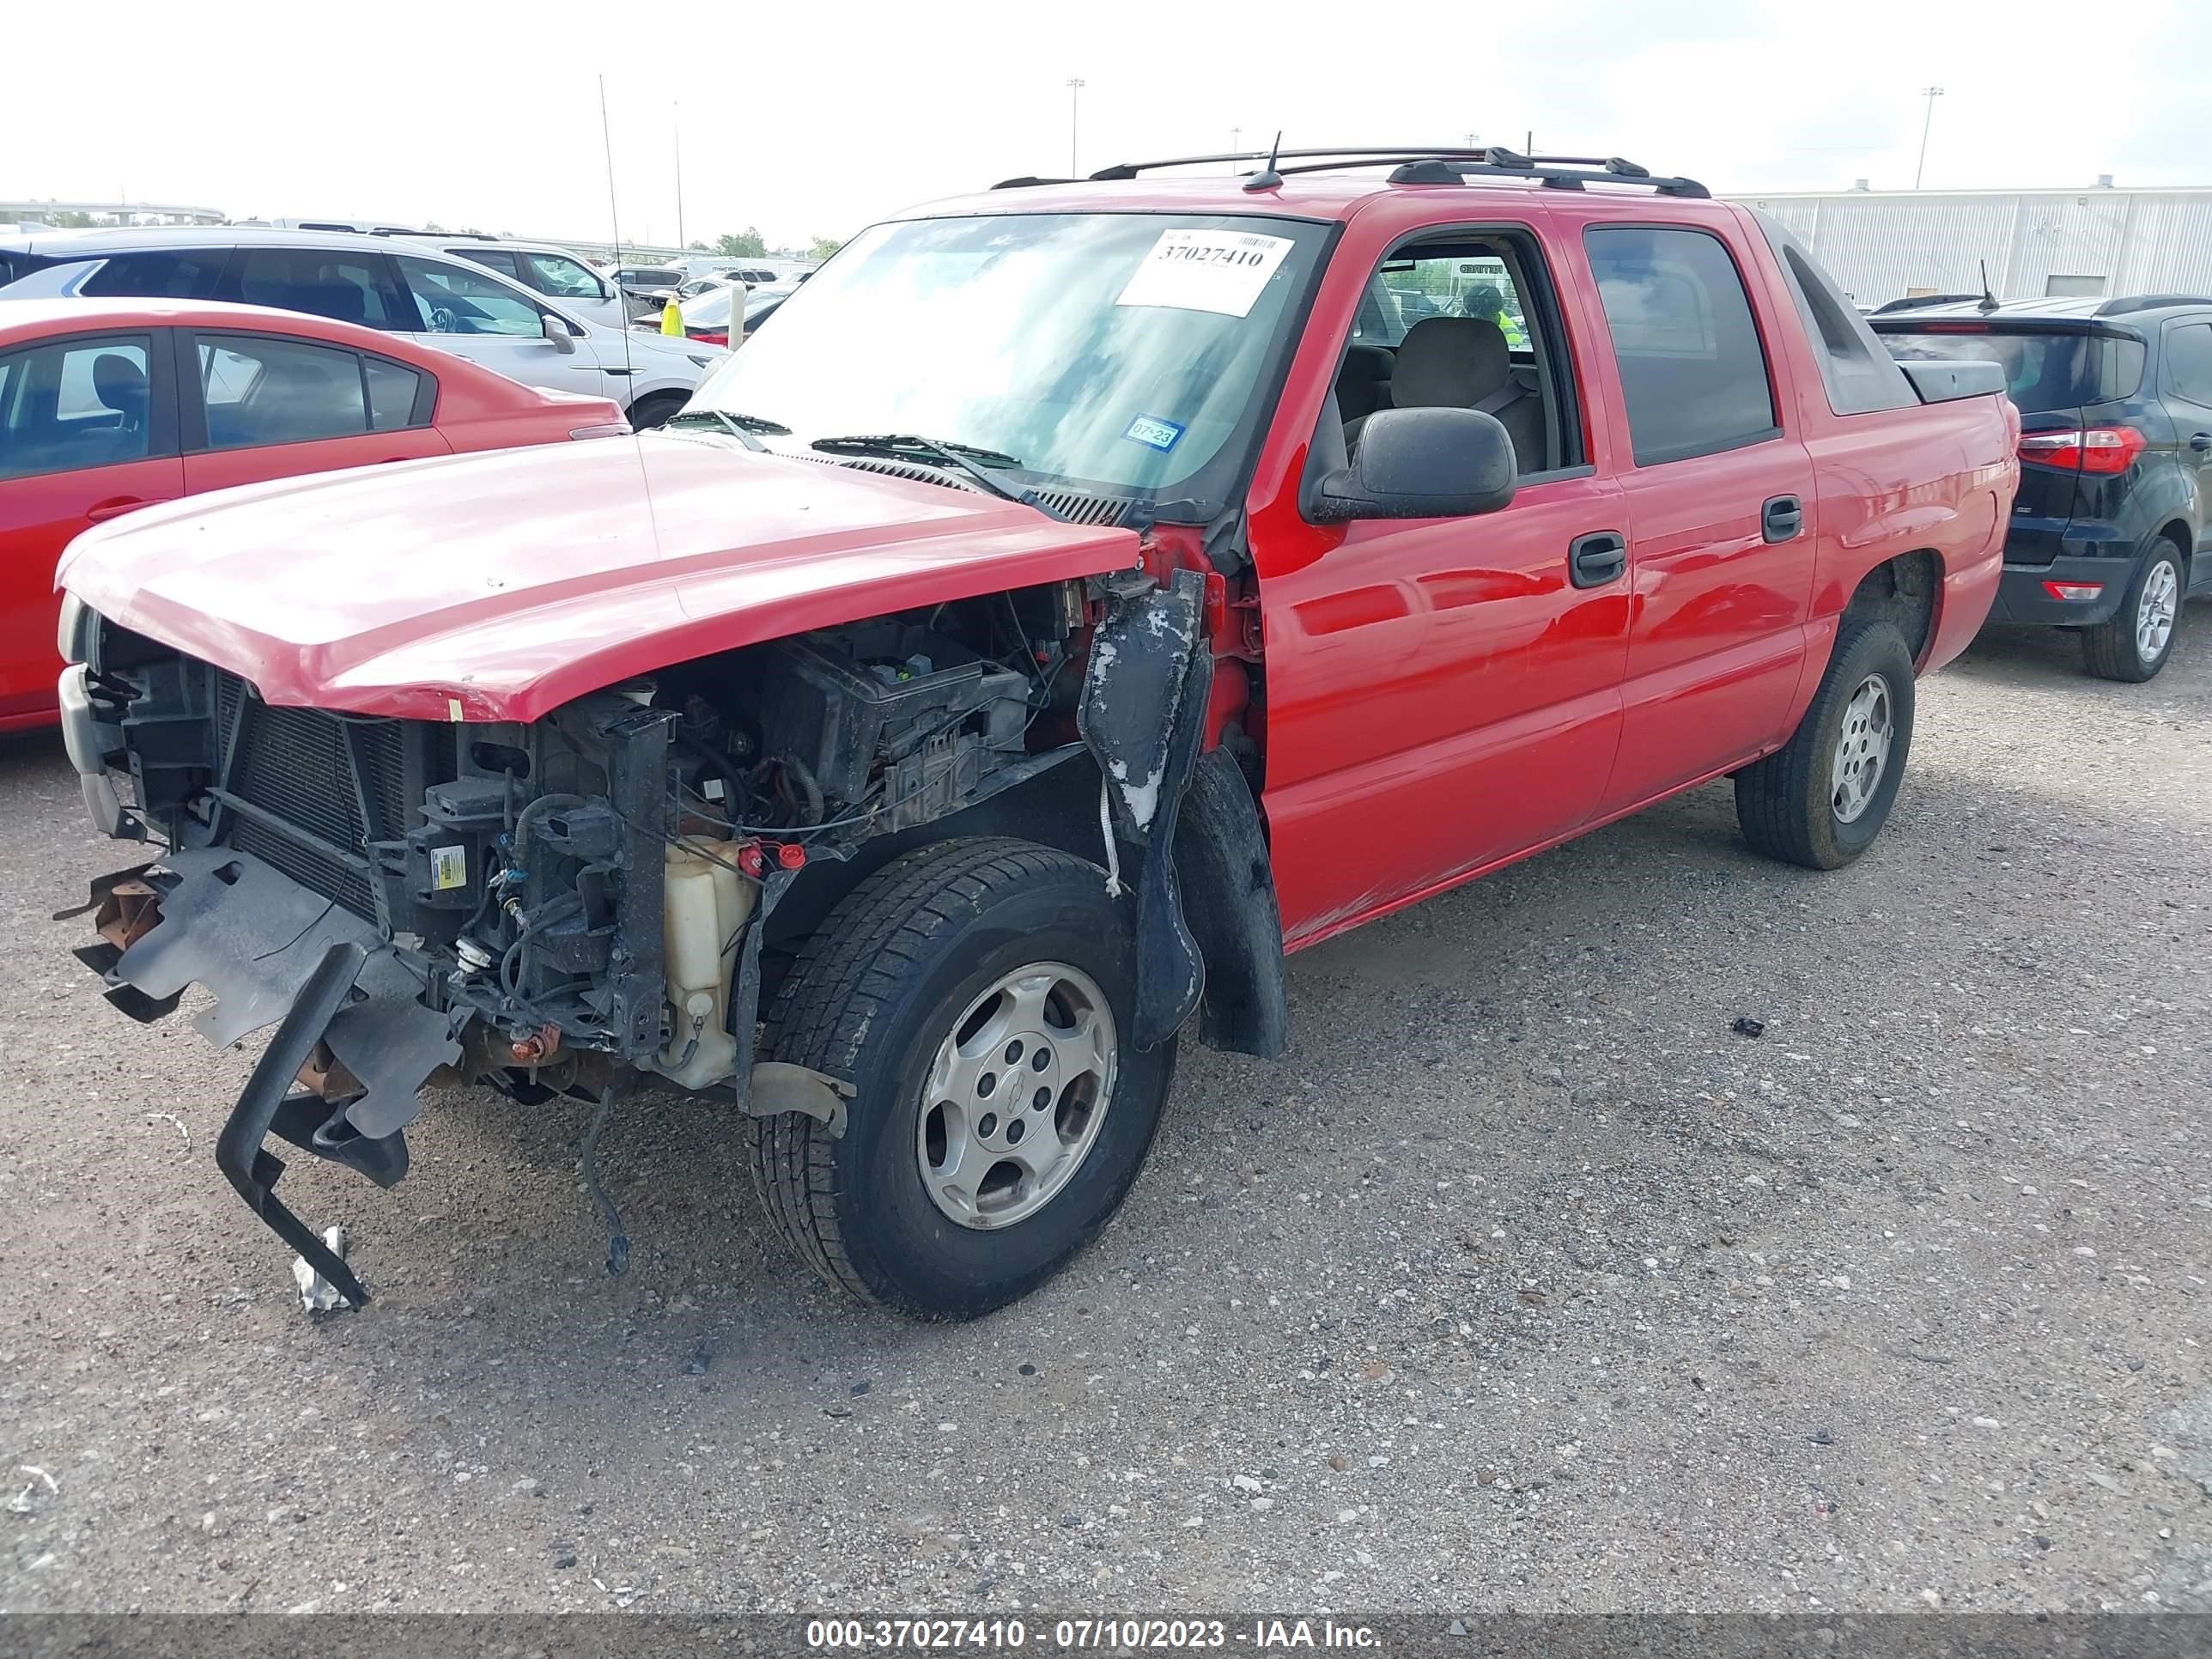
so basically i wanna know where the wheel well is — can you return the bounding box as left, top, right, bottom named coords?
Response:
left=1840, top=550, right=1940, bottom=665
left=2157, top=520, right=2191, bottom=575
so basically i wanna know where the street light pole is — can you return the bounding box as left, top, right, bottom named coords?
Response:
left=1231, top=125, right=1243, bottom=155
left=1916, top=86, right=1944, bottom=190
left=1066, top=78, right=1085, bottom=176
left=672, top=100, right=684, bottom=249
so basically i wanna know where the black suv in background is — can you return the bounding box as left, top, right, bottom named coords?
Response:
left=1875, top=295, right=2212, bottom=682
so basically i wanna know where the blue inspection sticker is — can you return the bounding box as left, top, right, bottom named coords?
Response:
left=1123, top=414, right=1185, bottom=453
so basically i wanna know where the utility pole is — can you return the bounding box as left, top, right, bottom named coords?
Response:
left=672, top=100, right=684, bottom=248
left=1066, top=78, right=1085, bottom=176
left=1916, top=86, right=1944, bottom=189
left=1231, top=125, right=1243, bottom=155
left=1465, top=131, right=1478, bottom=151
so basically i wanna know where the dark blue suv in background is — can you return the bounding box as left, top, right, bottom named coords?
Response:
left=1875, top=295, right=2212, bottom=682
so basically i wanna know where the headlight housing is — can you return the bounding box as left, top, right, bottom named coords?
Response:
left=56, top=592, right=92, bottom=665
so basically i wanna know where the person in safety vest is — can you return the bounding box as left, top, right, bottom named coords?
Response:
left=1462, top=283, right=1528, bottom=350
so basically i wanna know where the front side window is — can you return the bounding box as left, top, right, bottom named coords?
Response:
left=194, top=333, right=418, bottom=448
left=0, top=336, right=156, bottom=480
left=1585, top=226, right=1779, bottom=465
left=1353, top=252, right=1529, bottom=350
left=392, top=254, right=544, bottom=337
left=231, top=247, right=407, bottom=330
left=521, top=252, right=603, bottom=299
left=690, top=211, right=1330, bottom=515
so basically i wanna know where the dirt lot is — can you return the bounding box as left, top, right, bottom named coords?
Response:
left=3, top=616, right=2207, bottom=1617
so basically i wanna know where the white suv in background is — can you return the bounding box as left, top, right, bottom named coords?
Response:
left=0, top=227, right=721, bottom=428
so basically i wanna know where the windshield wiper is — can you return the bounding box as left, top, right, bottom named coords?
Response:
left=663, top=409, right=790, bottom=450
left=811, top=433, right=1067, bottom=520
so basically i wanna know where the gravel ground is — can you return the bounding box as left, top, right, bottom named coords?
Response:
left=2, top=614, right=2207, bottom=1617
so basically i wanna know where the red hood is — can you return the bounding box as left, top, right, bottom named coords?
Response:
left=60, top=434, right=1140, bottom=722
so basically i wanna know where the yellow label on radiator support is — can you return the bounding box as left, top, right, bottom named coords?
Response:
left=429, top=845, right=468, bottom=892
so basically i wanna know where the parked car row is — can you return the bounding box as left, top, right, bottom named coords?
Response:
left=0, top=227, right=723, bottom=430
left=45, top=147, right=2031, bottom=1322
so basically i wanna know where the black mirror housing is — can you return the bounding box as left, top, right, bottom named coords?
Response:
left=1311, top=406, right=1517, bottom=523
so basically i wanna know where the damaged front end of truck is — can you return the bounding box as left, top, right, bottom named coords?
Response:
left=56, top=560, right=1283, bottom=1306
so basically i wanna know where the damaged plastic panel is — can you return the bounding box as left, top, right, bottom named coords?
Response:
left=1079, top=568, right=1213, bottom=1050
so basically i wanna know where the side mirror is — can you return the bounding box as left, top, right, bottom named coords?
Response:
left=1310, top=406, right=1516, bottom=523
left=542, top=313, right=578, bottom=355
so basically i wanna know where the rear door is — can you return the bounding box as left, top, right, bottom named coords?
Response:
left=0, top=329, right=181, bottom=724
left=179, top=328, right=448, bottom=494
left=1580, top=222, right=1817, bottom=811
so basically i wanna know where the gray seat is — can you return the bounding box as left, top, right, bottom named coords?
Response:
left=1346, top=315, right=1543, bottom=474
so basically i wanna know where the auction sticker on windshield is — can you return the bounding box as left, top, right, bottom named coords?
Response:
left=1115, top=228, right=1294, bottom=317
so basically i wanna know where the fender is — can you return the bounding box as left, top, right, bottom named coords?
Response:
left=1079, top=568, right=1212, bottom=1051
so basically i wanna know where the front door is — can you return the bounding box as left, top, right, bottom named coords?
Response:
left=1253, top=229, right=1632, bottom=949
left=1580, top=224, right=1818, bottom=811
left=0, top=329, right=182, bottom=726
left=389, top=252, right=617, bottom=402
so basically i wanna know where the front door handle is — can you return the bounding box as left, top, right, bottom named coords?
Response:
left=1762, top=494, right=1804, bottom=543
left=85, top=496, right=171, bottom=523
left=2190, top=432, right=2211, bottom=453
left=1569, top=529, right=1628, bottom=589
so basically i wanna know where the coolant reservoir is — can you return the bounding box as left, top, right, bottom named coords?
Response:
left=655, top=836, right=757, bottom=1089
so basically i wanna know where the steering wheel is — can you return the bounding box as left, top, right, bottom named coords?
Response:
left=427, top=305, right=460, bottom=333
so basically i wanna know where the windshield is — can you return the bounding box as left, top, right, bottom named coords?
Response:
left=1877, top=326, right=2105, bottom=413
left=687, top=211, right=1331, bottom=515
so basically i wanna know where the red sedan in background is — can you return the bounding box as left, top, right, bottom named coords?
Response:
left=0, top=298, right=628, bottom=731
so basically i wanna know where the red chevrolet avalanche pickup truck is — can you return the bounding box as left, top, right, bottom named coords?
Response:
left=55, top=148, right=2016, bottom=1317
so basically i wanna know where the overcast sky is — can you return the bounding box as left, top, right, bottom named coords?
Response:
left=10, top=0, right=2204, bottom=250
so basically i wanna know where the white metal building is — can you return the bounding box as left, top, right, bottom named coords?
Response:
left=1732, top=183, right=2212, bottom=308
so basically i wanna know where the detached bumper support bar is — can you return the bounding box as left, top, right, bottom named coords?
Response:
left=214, top=940, right=375, bottom=1308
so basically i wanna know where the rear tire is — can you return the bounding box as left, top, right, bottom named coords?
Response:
left=1735, top=619, right=1917, bottom=871
left=626, top=391, right=687, bottom=431
left=750, top=838, right=1175, bottom=1318
left=2081, top=544, right=2184, bottom=683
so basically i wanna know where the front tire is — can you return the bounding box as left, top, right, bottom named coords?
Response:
left=750, top=838, right=1175, bottom=1318
left=2081, top=544, right=2184, bottom=683
left=1735, top=618, right=1917, bottom=870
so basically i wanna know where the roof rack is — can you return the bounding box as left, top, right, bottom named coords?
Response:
left=997, top=146, right=1708, bottom=198
left=2095, top=293, right=2212, bottom=315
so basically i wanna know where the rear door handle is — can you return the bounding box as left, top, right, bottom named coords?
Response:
left=1569, top=530, right=1628, bottom=589
left=85, top=496, right=171, bottom=523
left=1761, top=495, right=1803, bottom=543
left=2190, top=432, right=2211, bottom=453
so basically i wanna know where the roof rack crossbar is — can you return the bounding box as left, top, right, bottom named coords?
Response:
left=995, top=146, right=1705, bottom=198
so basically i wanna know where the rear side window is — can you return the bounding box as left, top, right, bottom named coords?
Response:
left=2163, top=322, right=2212, bottom=404
left=1584, top=226, right=1779, bottom=465
left=80, top=250, right=228, bottom=301
left=230, top=247, right=408, bottom=329
left=0, top=335, right=160, bottom=480
left=193, top=333, right=423, bottom=449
